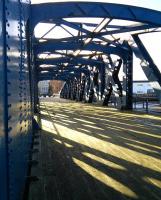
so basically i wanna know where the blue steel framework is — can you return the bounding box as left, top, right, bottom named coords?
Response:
left=31, top=2, right=161, bottom=110
left=0, top=1, right=161, bottom=200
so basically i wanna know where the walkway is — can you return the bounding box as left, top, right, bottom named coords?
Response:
left=29, top=99, right=161, bottom=200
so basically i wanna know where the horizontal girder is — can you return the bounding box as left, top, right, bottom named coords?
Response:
left=35, top=41, right=127, bottom=58
left=37, top=57, right=104, bottom=67
left=39, top=65, right=88, bottom=72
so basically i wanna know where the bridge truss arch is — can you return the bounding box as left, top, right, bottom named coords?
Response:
left=30, top=2, right=161, bottom=109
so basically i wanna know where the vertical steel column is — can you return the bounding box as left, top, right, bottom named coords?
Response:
left=99, top=63, right=106, bottom=100
left=0, top=1, right=32, bottom=199
left=79, top=73, right=86, bottom=101
left=67, top=80, right=71, bottom=99
left=1, top=0, right=9, bottom=199
left=88, top=67, right=94, bottom=103
left=33, top=63, right=39, bottom=113
left=26, top=20, right=34, bottom=114
left=123, top=41, right=133, bottom=110
left=84, top=73, right=90, bottom=102
left=70, top=79, right=74, bottom=100
left=159, top=93, right=161, bottom=105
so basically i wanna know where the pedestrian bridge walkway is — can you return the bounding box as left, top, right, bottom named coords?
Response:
left=29, top=99, right=161, bottom=200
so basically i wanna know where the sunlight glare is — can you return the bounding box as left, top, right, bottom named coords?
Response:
left=54, top=123, right=161, bottom=173
left=73, top=158, right=138, bottom=199
left=143, top=177, right=161, bottom=189
left=83, top=152, right=127, bottom=170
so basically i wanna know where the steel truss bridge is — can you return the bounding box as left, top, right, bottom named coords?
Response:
left=0, top=1, right=161, bottom=200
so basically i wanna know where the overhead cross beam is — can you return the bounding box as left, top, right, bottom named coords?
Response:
left=34, top=41, right=128, bottom=59
left=36, top=56, right=104, bottom=66
left=73, top=18, right=112, bottom=57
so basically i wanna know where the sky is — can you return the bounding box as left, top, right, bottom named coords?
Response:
left=31, top=0, right=161, bottom=81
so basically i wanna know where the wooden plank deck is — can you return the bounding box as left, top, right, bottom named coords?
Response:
left=29, top=99, right=161, bottom=200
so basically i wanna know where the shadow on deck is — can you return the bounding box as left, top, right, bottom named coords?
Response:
left=29, top=99, right=161, bottom=200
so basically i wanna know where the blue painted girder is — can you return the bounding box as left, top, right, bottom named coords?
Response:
left=35, top=35, right=120, bottom=45
left=36, top=57, right=104, bottom=66
left=35, top=41, right=128, bottom=59
left=39, top=67, right=89, bottom=74
left=132, top=34, right=161, bottom=86
left=31, top=2, right=161, bottom=32
left=39, top=67, right=90, bottom=79
left=39, top=72, right=82, bottom=81
left=39, top=65, right=89, bottom=72
left=38, top=63, right=79, bottom=71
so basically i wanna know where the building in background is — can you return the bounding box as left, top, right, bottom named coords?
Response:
left=133, top=81, right=154, bottom=94
left=38, top=80, right=50, bottom=96
left=49, top=80, right=64, bottom=95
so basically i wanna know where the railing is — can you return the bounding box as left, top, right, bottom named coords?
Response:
left=133, top=94, right=160, bottom=113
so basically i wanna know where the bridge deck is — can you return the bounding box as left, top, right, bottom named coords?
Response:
left=29, top=99, right=161, bottom=200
